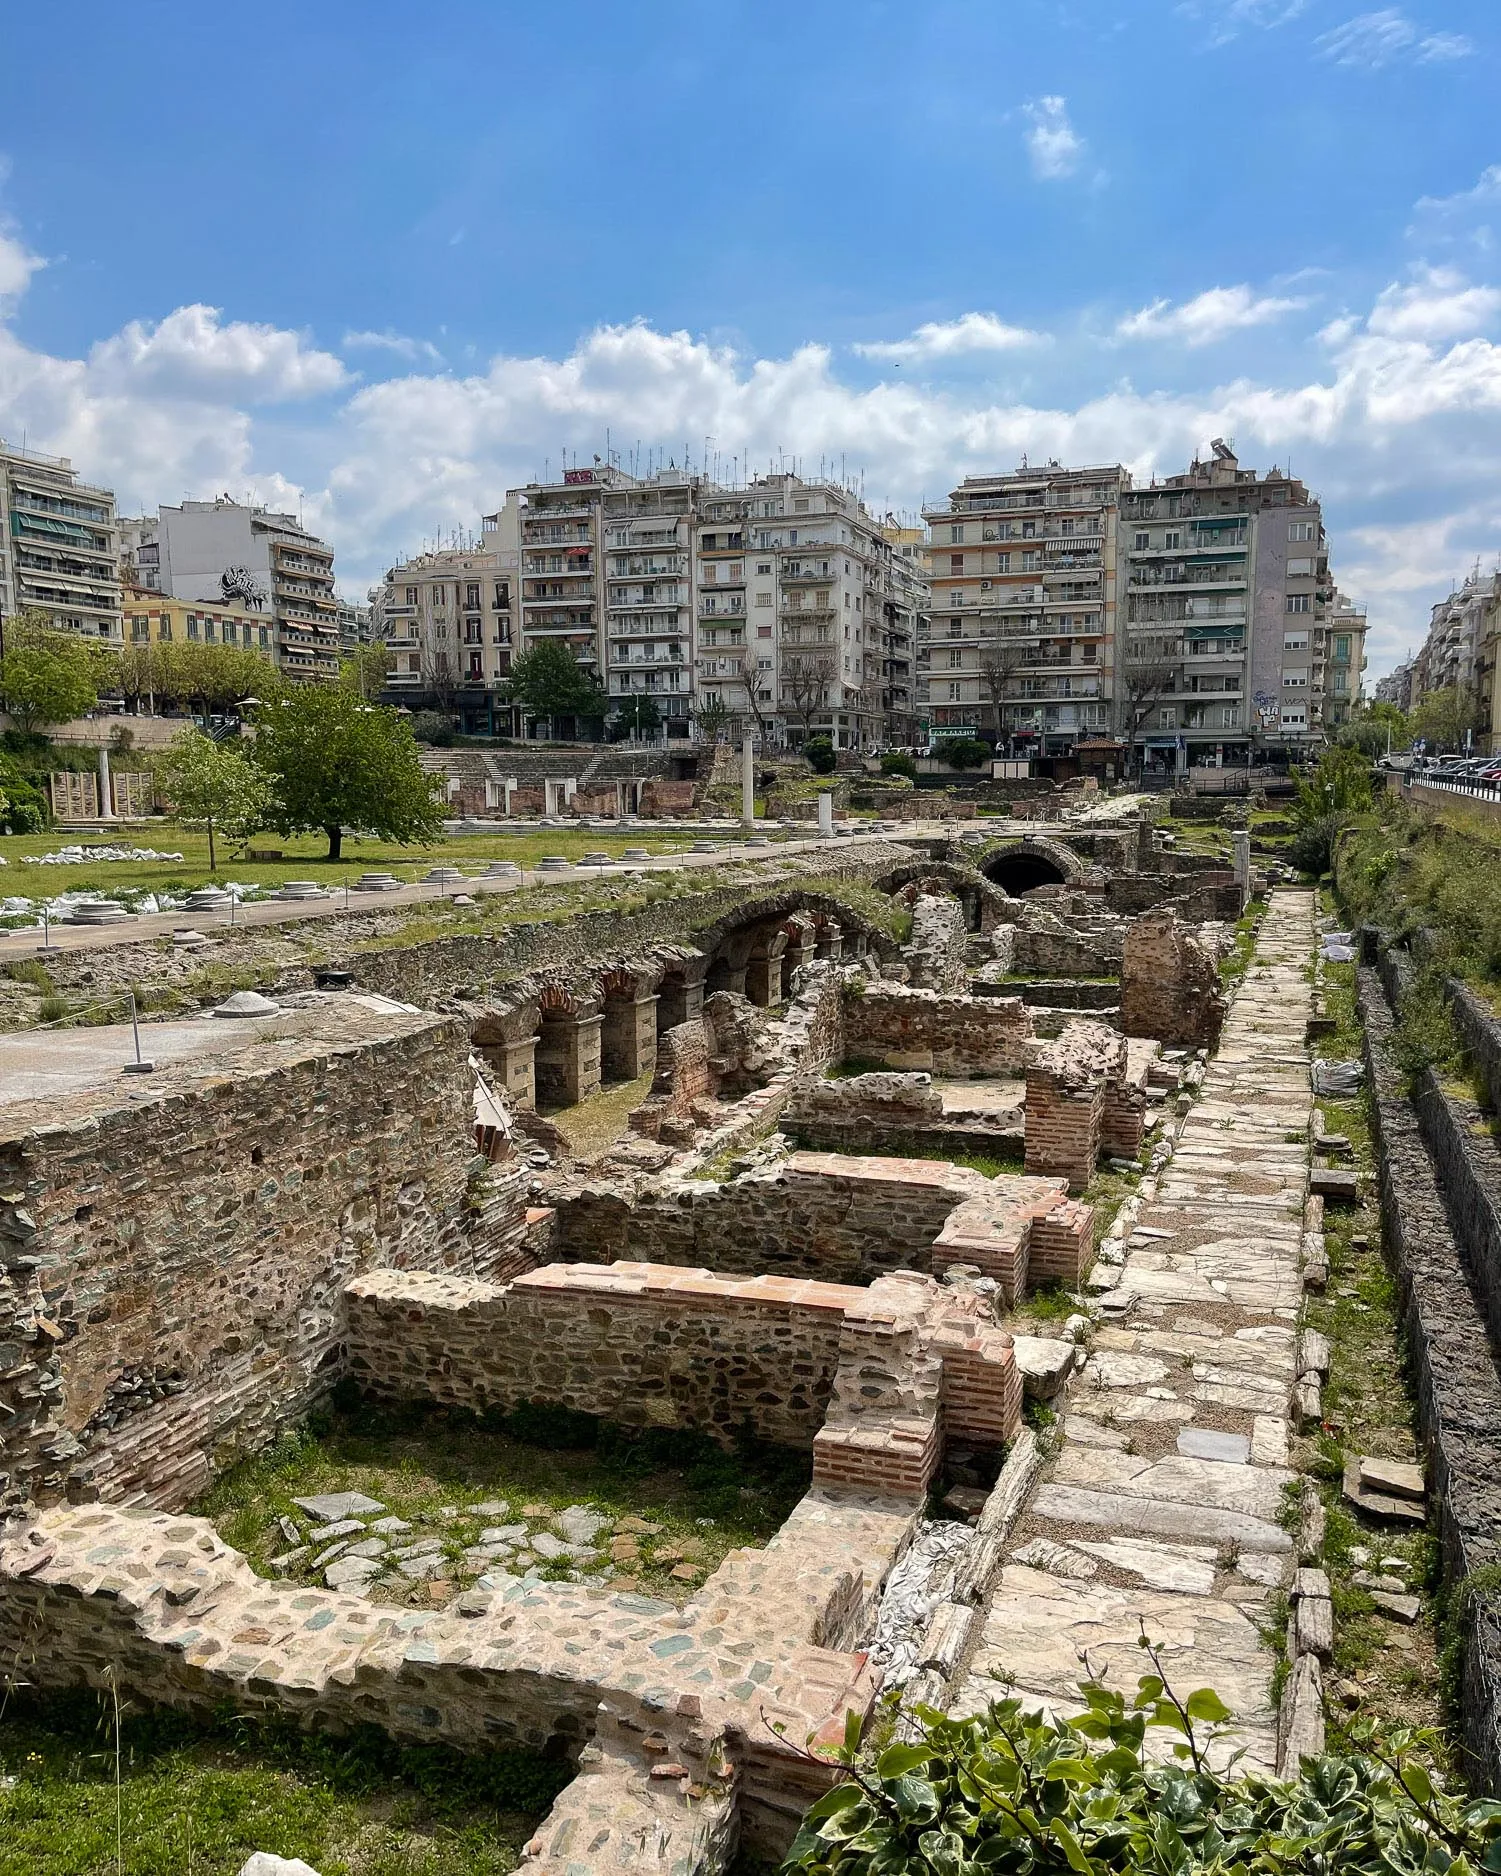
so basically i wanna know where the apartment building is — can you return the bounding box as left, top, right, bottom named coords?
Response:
left=1375, top=659, right=1416, bottom=712
left=376, top=525, right=519, bottom=736
left=1119, top=444, right=1333, bottom=766
left=1323, top=593, right=1368, bottom=732
left=600, top=469, right=700, bottom=737
left=1406, top=569, right=1501, bottom=752
left=0, top=443, right=121, bottom=643
left=919, top=463, right=1126, bottom=755
left=122, top=498, right=342, bottom=682
left=119, top=586, right=279, bottom=678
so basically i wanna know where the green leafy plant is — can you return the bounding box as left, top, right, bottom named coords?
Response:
left=880, top=751, right=918, bottom=780
left=780, top=1643, right=1500, bottom=1875
left=805, top=736, right=838, bottom=774
left=250, top=687, right=446, bottom=861
left=156, top=726, right=271, bottom=871
left=943, top=736, right=991, bottom=772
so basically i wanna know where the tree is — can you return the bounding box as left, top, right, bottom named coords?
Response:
left=612, top=693, right=662, bottom=741
left=1118, top=645, right=1181, bottom=776
left=1411, top=684, right=1479, bottom=753
left=157, top=726, right=271, bottom=871
left=733, top=652, right=775, bottom=746
left=0, top=613, right=104, bottom=730
left=341, top=641, right=392, bottom=701
left=976, top=639, right=1027, bottom=746
left=880, top=751, right=918, bottom=780
left=782, top=651, right=836, bottom=746
left=1339, top=700, right=1410, bottom=758
left=251, top=688, right=445, bottom=860
left=505, top=640, right=608, bottom=738
left=695, top=690, right=731, bottom=745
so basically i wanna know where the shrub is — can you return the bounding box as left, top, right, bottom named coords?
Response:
left=804, top=736, right=837, bottom=775
left=782, top=1656, right=1498, bottom=1875
left=943, top=737, right=991, bottom=772
left=1289, top=813, right=1339, bottom=876
left=409, top=710, right=456, bottom=746
left=880, top=751, right=918, bottom=780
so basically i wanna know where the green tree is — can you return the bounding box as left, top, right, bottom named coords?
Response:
left=1293, top=743, right=1374, bottom=824
left=0, top=613, right=104, bottom=730
left=1411, top=683, right=1479, bottom=752
left=612, top=693, right=662, bottom=740
left=157, top=726, right=272, bottom=871
left=251, top=688, right=445, bottom=860
left=505, top=640, right=608, bottom=738
left=1339, top=700, right=1410, bottom=758
left=340, top=641, right=392, bottom=701
left=880, top=751, right=918, bottom=780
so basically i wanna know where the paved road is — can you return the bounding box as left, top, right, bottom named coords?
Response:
left=955, top=889, right=1316, bottom=1772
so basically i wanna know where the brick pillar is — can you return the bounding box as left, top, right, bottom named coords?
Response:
left=1024, top=1061, right=1104, bottom=1193
left=656, top=970, right=705, bottom=1032
left=815, top=920, right=843, bottom=960
left=1099, top=1076, right=1145, bottom=1160
left=535, top=1012, right=604, bottom=1109
left=601, top=994, right=658, bottom=1082
left=478, top=1033, right=538, bottom=1109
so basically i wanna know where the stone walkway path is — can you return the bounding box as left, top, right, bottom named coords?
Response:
left=954, top=889, right=1316, bottom=1771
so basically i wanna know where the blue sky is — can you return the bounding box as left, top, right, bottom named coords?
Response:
left=2, top=0, right=1500, bottom=678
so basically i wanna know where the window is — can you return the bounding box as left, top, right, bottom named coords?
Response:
left=1287, top=594, right=1311, bottom=613
left=948, top=617, right=963, bottom=637
left=405, top=586, right=417, bottom=605
left=1134, top=532, right=1150, bottom=550
left=757, top=562, right=772, bottom=575
left=1283, top=671, right=1309, bottom=688
left=223, top=621, right=237, bottom=645
left=949, top=554, right=964, bottom=575
left=794, top=498, right=809, bottom=513
left=465, top=583, right=481, bottom=610
left=259, top=626, right=270, bottom=648
left=1287, top=557, right=1313, bottom=577
left=1158, top=707, right=1176, bottom=729
left=1163, top=531, right=1181, bottom=550
left=757, top=625, right=771, bottom=638
left=948, top=648, right=963, bottom=668
left=755, top=592, right=772, bottom=606
left=431, top=584, right=445, bottom=606
left=1021, top=551, right=1039, bottom=571
left=949, top=524, right=965, bottom=544
left=1335, top=635, right=1351, bottom=660
left=1289, top=521, right=1317, bottom=542
left=1284, top=632, right=1309, bottom=651
left=997, top=552, right=1011, bottom=572
left=187, top=615, right=200, bottom=641
left=494, top=582, right=509, bottom=608
left=947, top=681, right=963, bottom=700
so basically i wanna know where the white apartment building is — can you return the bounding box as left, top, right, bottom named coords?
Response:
left=1324, top=593, right=1368, bottom=731
left=125, top=497, right=342, bottom=682
left=920, top=464, right=1125, bottom=755
left=485, top=463, right=922, bottom=747
left=0, top=443, right=121, bottom=643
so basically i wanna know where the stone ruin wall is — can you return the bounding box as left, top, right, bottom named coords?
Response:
left=0, top=1014, right=528, bottom=1517
left=542, top=1151, right=1094, bottom=1306
left=346, top=1262, right=852, bottom=1450
left=1120, top=908, right=1228, bottom=1051
left=842, top=983, right=1034, bottom=1077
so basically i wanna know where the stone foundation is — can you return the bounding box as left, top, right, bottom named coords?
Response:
left=843, top=983, right=1034, bottom=1077
left=0, top=1004, right=526, bottom=1516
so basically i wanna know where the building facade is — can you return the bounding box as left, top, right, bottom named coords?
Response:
left=1323, top=593, right=1368, bottom=732
left=919, top=464, right=1125, bottom=755
left=1120, top=444, right=1335, bottom=767
left=0, top=444, right=121, bottom=644
left=375, top=532, right=518, bottom=736
left=122, top=498, right=341, bottom=682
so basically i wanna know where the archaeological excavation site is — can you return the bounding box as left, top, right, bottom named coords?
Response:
left=0, top=802, right=1483, bottom=1873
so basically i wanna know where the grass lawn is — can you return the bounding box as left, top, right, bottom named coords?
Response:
left=194, top=1392, right=811, bottom=1609
left=0, top=1690, right=567, bottom=1876
left=0, top=821, right=738, bottom=912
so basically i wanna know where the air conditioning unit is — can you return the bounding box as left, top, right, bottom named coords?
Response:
left=980, top=581, right=992, bottom=591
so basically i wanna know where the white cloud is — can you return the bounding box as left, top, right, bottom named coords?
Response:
left=1020, top=96, right=1084, bottom=180
left=87, top=305, right=349, bottom=403
left=1115, top=284, right=1308, bottom=346
left=1413, top=165, right=1501, bottom=221
left=854, top=312, right=1048, bottom=363
left=0, top=227, right=43, bottom=310
left=343, top=328, right=445, bottom=365
left=1316, top=9, right=1474, bottom=69
left=1367, top=267, right=1501, bottom=339
left=1178, top=0, right=1308, bottom=45
left=11, top=243, right=1501, bottom=676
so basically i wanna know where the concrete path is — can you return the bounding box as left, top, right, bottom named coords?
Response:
left=954, top=889, right=1316, bottom=1770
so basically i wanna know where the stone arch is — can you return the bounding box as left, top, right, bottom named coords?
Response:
left=978, top=836, right=1086, bottom=896
left=693, top=889, right=895, bottom=980
left=599, top=963, right=660, bottom=1084
left=654, top=946, right=708, bottom=1034
left=873, top=858, right=1016, bottom=935
left=535, top=979, right=604, bottom=1111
